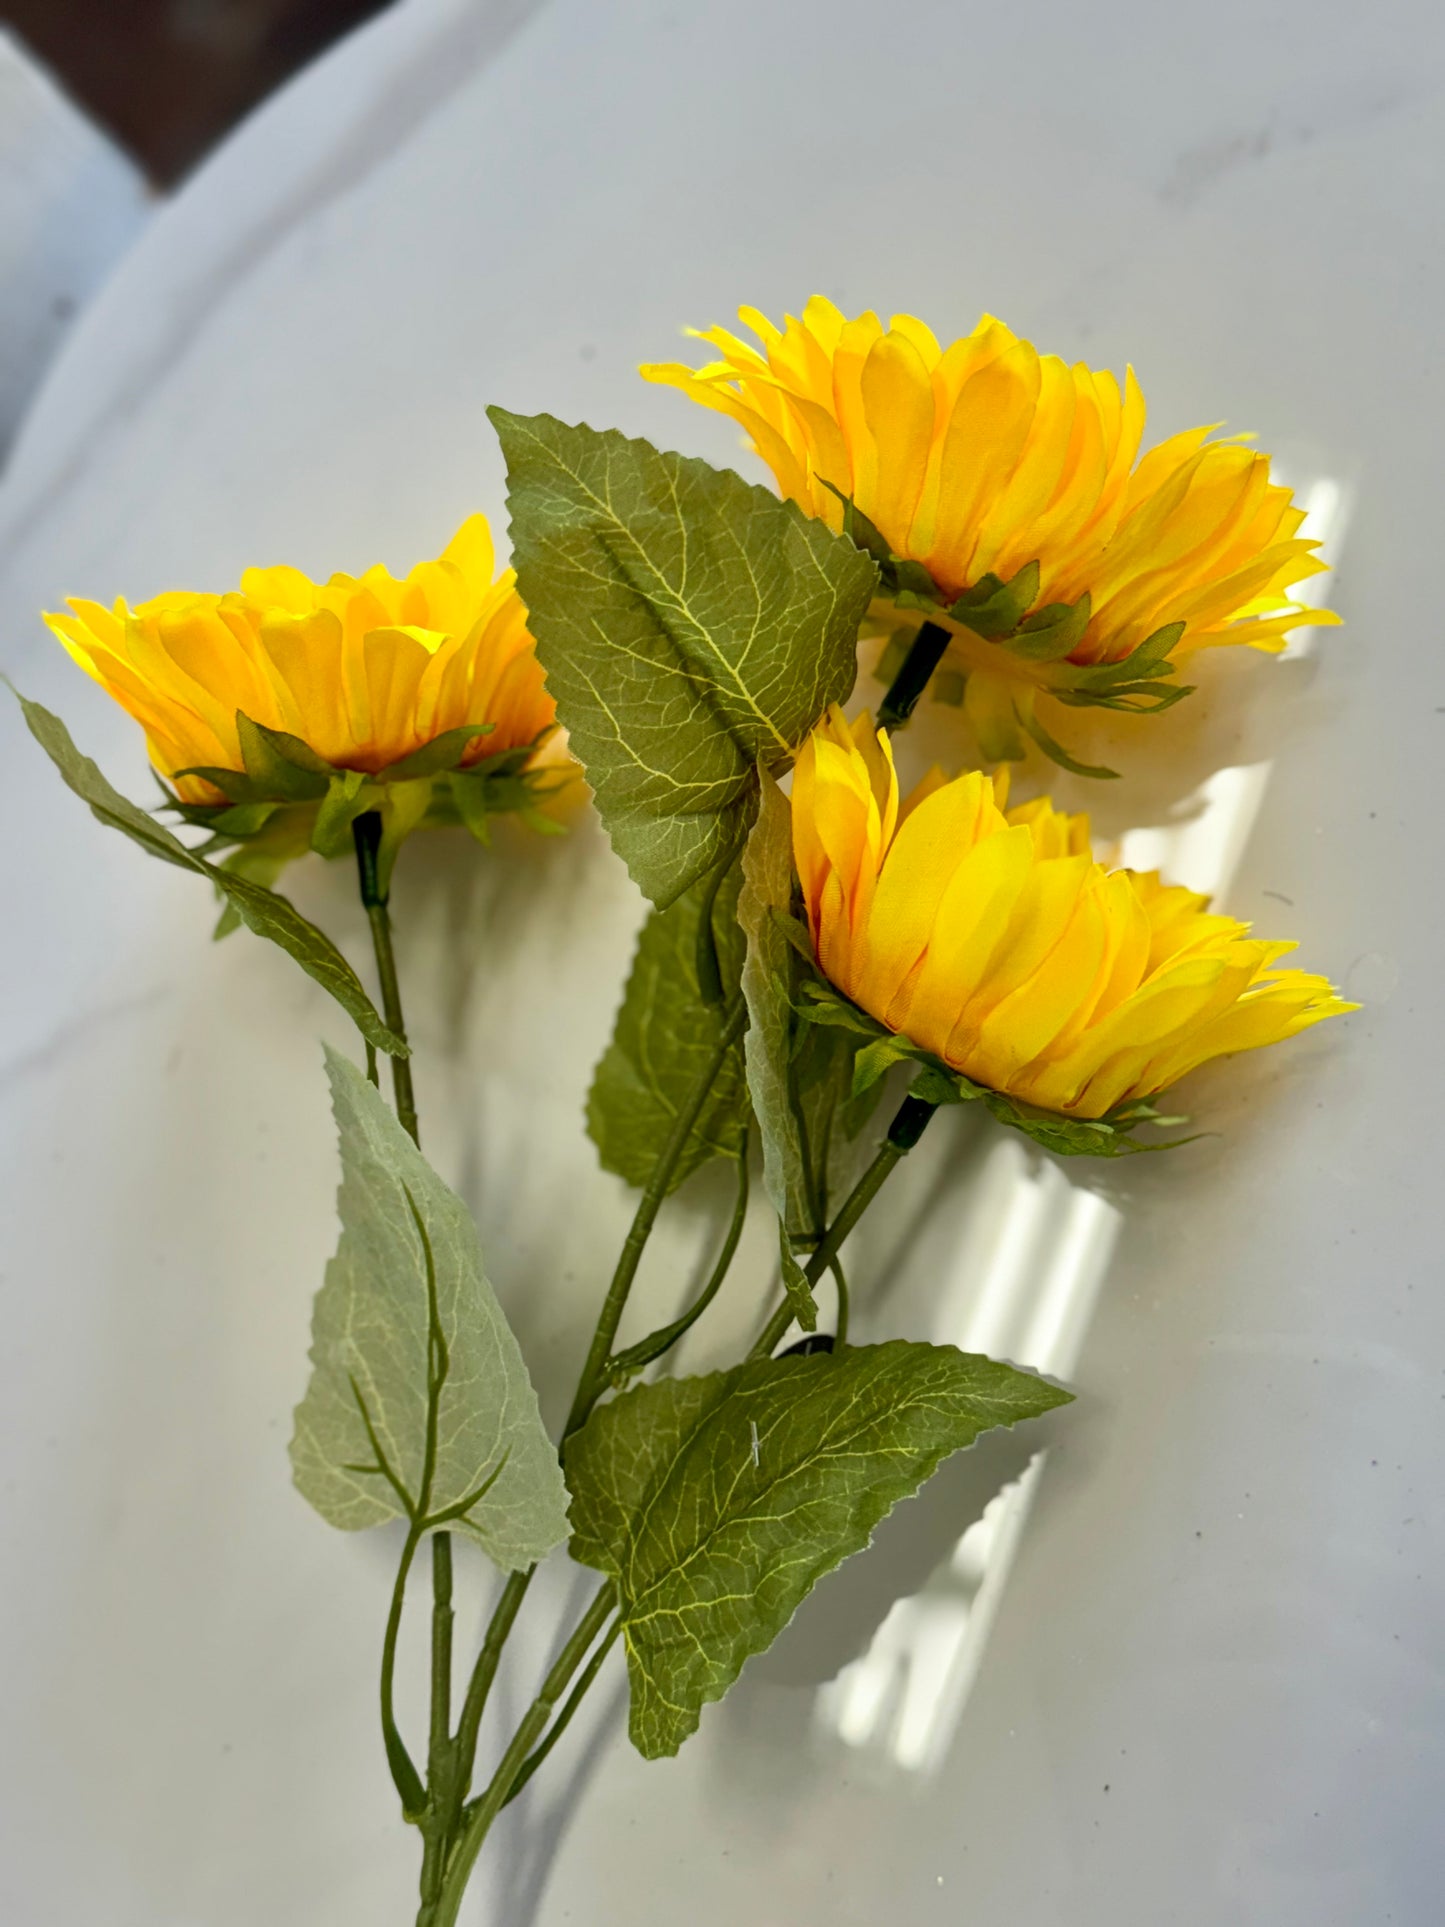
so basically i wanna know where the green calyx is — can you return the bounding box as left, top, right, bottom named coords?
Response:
left=792, top=973, right=1195, bottom=1159
left=831, top=486, right=1196, bottom=775
left=168, top=712, right=568, bottom=905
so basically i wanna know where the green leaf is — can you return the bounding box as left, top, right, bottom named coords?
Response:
left=215, top=871, right=406, bottom=1052
left=491, top=408, right=878, bottom=908
left=564, top=1342, right=1071, bottom=1757
left=290, top=1049, right=571, bottom=1567
left=14, top=691, right=405, bottom=1056
left=587, top=860, right=750, bottom=1192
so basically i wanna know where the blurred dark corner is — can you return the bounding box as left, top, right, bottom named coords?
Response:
left=6, top=0, right=395, bottom=185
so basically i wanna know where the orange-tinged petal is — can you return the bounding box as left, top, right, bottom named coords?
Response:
left=46, top=510, right=555, bottom=800
left=788, top=711, right=1350, bottom=1121
left=646, top=300, right=1334, bottom=739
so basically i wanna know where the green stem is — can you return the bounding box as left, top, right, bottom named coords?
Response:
left=832, top=1257, right=851, bottom=1349
left=429, top=1534, right=454, bottom=1773
left=564, top=996, right=748, bottom=1438
left=451, top=1567, right=535, bottom=1804
left=381, top=1524, right=427, bottom=1818
left=878, top=619, right=952, bottom=732
left=501, top=1617, right=621, bottom=1808
left=415, top=1534, right=456, bottom=1913
left=430, top=1586, right=617, bottom=1927
left=604, top=1133, right=751, bottom=1386
left=751, top=1092, right=937, bottom=1359
left=438, top=996, right=747, bottom=1904
left=353, top=811, right=419, bottom=1146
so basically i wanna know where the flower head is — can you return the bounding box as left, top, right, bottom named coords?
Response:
left=791, top=707, right=1351, bottom=1123
left=46, top=514, right=555, bottom=802
left=644, top=301, right=1336, bottom=769
left=45, top=516, right=568, bottom=881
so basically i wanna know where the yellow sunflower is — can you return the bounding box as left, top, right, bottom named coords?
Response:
left=644, top=300, right=1336, bottom=770
left=45, top=514, right=568, bottom=875
left=47, top=514, right=555, bottom=799
left=791, top=707, right=1351, bottom=1123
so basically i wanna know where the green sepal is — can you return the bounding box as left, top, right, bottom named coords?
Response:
left=795, top=980, right=1193, bottom=1158
left=766, top=903, right=817, bottom=965
left=821, top=483, right=1048, bottom=646
left=236, top=712, right=333, bottom=797
left=818, top=477, right=893, bottom=571
left=1076, top=619, right=1186, bottom=684
left=438, top=738, right=570, bottom=847
left=891, top=558, right=939, bottom=600
left=201, top=799, right=283, bottom=838
left=892, top=586, right=947, bottom=618
left=948, top=560, right=1041, bottom=639
left=1003, top=591, right=1093, bottom=663
left=372, top=722, right=496, bottom=783
left=1015, top=698, right=1120, bottom=781
left=1050, top=622, right=1192, bottom=714
left=836, top=487, right=1202, bottom=733
left=849, top=1032, right=915, bottom=1097
left=372, top=779, right=434, bottom=895
left=169, top=764, right=271, bottom=806
left=1053, top=676, right=1196, bottom=715
left=310, top=768, right=372, bottom=858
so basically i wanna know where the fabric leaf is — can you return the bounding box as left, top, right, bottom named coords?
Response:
left=290, top=1049, right=570, bottom=1570
left=491, top=409, right=876, bottom=907
left=565, top=1342, right=1070, bottom=1757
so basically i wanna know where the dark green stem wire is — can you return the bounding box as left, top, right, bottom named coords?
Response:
left=353, top=811, right=420, bottom=1147
left=750, top=1092, right=937, bottom=1360
left=877, top=619, right=953, bottom=733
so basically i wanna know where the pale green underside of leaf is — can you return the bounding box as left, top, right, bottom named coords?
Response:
left=14, top=692, right=405, bottom=1057
left=587, top=864, right=749, bottom=1192
left=565, top=1342, right=1071, bottom=1758
left=290, top=1049, right=569, bottom=1570
left=491, top=408, right=877, bottom=908
left=738, top=770, right=806, bottom=1223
